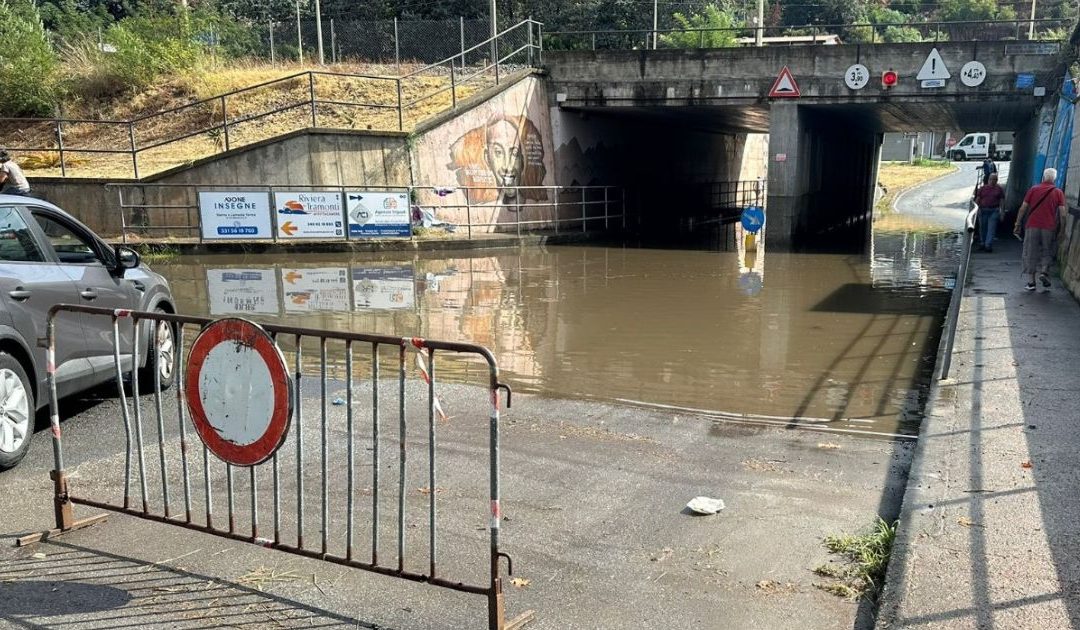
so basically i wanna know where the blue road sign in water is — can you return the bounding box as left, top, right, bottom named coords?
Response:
left=741, top=206, right=765, bottom=233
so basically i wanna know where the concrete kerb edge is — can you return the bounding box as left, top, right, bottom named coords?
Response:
left=887, top=163, right=963, bottom=215
left=872, top=254, right=961, bottom=628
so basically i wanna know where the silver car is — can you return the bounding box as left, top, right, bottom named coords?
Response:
left=0, top=194, right=176, bottom=469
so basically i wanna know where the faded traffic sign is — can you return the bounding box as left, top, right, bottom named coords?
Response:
left=960, top=61, right=987, bottom=87
left=186, top=318, right=293, bottom=467
left=1005, top=42, right=1059, bottom=55
left=274, top=191, right=345, bottom=239
left=769, top=67, right=801, bottom=98
left=844, top=64, right=870, bottom=90
left=916, top=48, right=950, bottom=82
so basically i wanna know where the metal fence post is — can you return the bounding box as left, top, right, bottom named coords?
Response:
left=465, top=189, right=473, bottom=239
left=269, top=20, right=275, bottom=64
left=592, top=32, right=596, bottom=50
left=396, top=78, right=404, bottom=131
left=581, top=188, right=587, bottom=233
left=450, top=63, right=457, bottom=109
left=553, top=188, right=559, bottom=234
left=527, top=17, right=534, bottom=66
left=460, top=17, right=466, bottom=69
left=331, top=19, right=336, bottom=64
left=493, top=29, right=500, bottom=85
left=55, top=120, right=66, bottom=177
left=309, top=72, right=317, bottom=127
left=128, top=122, right=139, bottom=179
left=604, top=187, right=609, bottom=230
left=394, top=17, right=400, bottom=72
left=295, top=0, right=303, bottom=65
left=538, top=21, right=544, bottom=64
left=221, top=95, right=230, bottom=152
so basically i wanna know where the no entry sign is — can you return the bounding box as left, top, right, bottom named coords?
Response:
left=186, top=318, right=293, bottom=466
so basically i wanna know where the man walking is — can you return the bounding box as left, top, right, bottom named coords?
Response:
left=981, top=156, right=997, bottom=185
left=1014, top=168, right=1067, bottom=292
left=0, top=151, right=31, bottom=196
left=974, top=171, right=1005, bottom=252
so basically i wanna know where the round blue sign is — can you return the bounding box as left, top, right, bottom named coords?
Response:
left=741, top=206, right=765, bottom=234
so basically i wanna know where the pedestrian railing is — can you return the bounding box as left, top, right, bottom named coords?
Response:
left=0, top=20, right=542, bottom=180
left=939, top=203, right=979, bottom=380
left=107, top=182, right=624, bottom=243
left=544, top=18, right=1068, bottom=51
left=19, top=304, right=533, bottom=630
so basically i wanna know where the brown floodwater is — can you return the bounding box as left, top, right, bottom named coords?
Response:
left=157, top=227, right=960, bottom=437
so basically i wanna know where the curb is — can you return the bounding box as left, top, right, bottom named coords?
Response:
left=888, top=164, right=963, bottom=215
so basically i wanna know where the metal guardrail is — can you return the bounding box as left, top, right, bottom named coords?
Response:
left=108, top=182, right=624, bottom=243
left=0, top=20, right=542, bottom=179
left=21, top=304, right=533, bottom=630
left=544, top=18, right=1068, bottom=50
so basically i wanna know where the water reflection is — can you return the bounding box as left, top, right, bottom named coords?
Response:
left=160, top=226, right=960, bottom=436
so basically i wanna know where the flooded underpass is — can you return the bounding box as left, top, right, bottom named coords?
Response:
left=157, top=224, right=962, bottom=438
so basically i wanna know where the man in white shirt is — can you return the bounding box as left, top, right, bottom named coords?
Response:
left=0, top=151, right=31, bottom=196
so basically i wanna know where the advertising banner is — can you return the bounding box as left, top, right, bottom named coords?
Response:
left=273, top=191, right=345, bottom=239
left=352, top=266, right=415, bottom=310
left=280, top=267, right=350, bottom=312
left=346, top=191, right=411, bottom=238
left=206, top=268, right=280, bottom=315
left=198, top=192, right=273, bottom=240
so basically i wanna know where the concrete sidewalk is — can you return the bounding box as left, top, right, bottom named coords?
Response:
left=876, top=238, right=1080, bottom=629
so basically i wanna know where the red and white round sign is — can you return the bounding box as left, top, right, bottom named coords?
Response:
left=185, top=318, right=292, bottom=466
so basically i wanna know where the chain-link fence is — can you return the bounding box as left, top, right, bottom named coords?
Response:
left=249, top=18, right=494, bottom=66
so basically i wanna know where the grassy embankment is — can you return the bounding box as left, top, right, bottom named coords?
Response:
left=4, top=61, right=482, bottom=179
left=874, top=158, right=957, bottom=232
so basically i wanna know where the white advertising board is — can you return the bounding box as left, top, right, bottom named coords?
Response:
left=273, top=191, right=345, bottom=239
left=280, top=267, right=350, bottom=312
left=346, top=191, right=411, bottom=238
left=198, top=192, right=273, bottom=240
left=206, top=268, right=280, bottom=315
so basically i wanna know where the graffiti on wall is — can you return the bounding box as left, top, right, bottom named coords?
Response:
left=448, top=114, right=548, bottom=206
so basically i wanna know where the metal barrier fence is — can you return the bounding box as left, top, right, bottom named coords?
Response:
left=939, top=170, right=982, bottom=379
left=544, top=18, right=1069, bottom=50
left=109, top=182, right=624, bottom=243
left=0, top=19, right=542, bottom=179
left=20, top=304, right=533, bottom=630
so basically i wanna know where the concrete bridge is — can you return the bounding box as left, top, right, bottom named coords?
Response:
left=545, top=41, right=1068, bottom=246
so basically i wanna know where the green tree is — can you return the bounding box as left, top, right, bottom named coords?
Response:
left=0, top=0, right=62, bottom=116
left=659, top=3, right=741, bottom=49
left=938, top=0, right=1016, bottom=22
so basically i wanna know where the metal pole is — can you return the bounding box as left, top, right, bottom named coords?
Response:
left=489, top=0, right=497, bottom=72
left=652, top=0, right=658, bottom=48
left=330, top=19, right=336, bottom=64
left=756, top=0, right=764, bottom=46
left=527, top=16, right=534, bottom=66
left=314, top=0, right=324, bottom=64
left=553, top=189, right=559, bottom=233
left=1028, top=1, right=1037, bottom=39
left=55, top=120, right=66, bottom=177
left=128, top=122, right=139, bottom=179
left=450, top=63, right=457, bottom=109
left=394, top=17, right=400, bottom=72
left=604, top=187, right=609, bottom=229
left=940, top=225, right=975, bottom=380
left=221, top=95, right=230, bottom=152
left=460, top=17, right=466, bottom=70
left=581, top=188, right=587, bottom=233
left=295, top=0, right=303, bottom=65
left=270, top=20, right=275, bottom=64
left=396, top=78, right=404, bottom=131
left=465, top=189, right=473, bottom=239
left=309, top=72, right=317, bottom=127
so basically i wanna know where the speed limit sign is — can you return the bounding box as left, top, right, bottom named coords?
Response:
left=845, top=64, right=870, bottom=90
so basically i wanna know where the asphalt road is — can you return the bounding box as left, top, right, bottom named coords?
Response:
left=1, top=372, right=914, bottom=629
left=893, top=161, right=1011, bottom=230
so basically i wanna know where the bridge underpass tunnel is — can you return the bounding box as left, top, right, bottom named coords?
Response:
left=551, top=105, right=770, bottom=248
left=766, top=103, right=881, bottom=250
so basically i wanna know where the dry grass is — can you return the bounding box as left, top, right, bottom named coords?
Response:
left=1, top=59, right=495, bottom=178
left=876, top=160, right=958, bottom=216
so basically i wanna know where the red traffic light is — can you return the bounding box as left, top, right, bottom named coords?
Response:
left=882, top=70, right=899, bottom=88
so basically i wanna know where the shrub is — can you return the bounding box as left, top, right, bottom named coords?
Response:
left=659, top=3, right=741, bottom=49
left=0, top=0, right=62, bottom=116
left=104, top=13, right=203, bottom=90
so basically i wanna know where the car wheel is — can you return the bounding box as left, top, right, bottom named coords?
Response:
left=0, top=353, right=35, bottom=470
left=139, top=312, right=176, bottom=392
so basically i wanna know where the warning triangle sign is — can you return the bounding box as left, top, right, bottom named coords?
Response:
left=769, top=66, right=801, bottom=98
left=916, top=48, right=950, bottom=81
